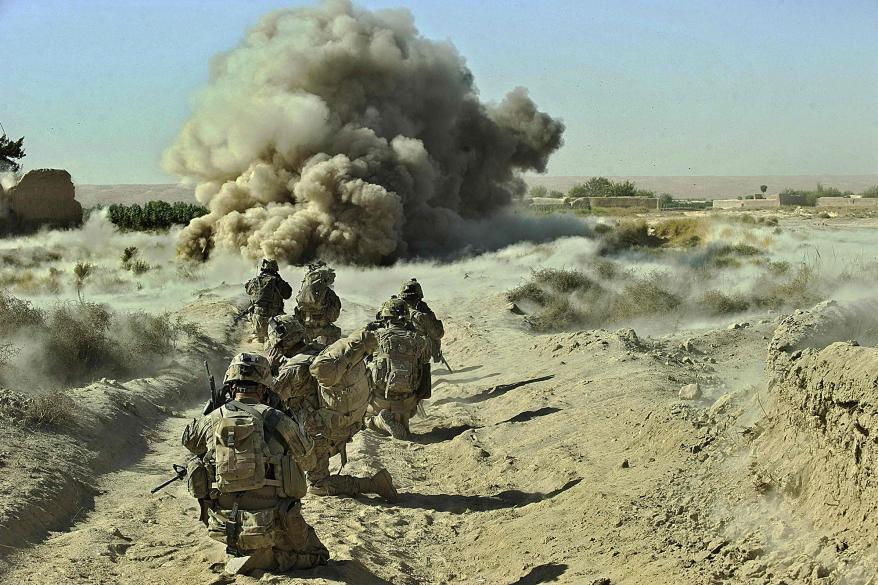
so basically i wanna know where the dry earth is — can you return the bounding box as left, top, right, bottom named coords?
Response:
left=0, top=224, right=877, bottom=584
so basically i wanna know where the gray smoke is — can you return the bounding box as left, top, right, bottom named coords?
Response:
left=164, top=0, right=565, bottom=265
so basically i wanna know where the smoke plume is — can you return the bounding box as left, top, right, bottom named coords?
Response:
left=164, top=0, right=565, bottom=265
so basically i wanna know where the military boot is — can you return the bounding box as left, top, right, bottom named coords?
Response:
left=374, top=409, right=409, bottom=440
left=355, top=468, right=399, bottom=503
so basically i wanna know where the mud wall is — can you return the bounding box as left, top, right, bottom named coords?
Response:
left=2, top=169, right=83, bottom=232
left=712, top=198, right=780, bottom=209
left=816, top=197, right=878, bottom=208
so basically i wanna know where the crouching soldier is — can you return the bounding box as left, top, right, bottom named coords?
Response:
left=294, top=261, right=342, bottom=345
left=182, top=352, right=329, bottom=575
left=265, top=314, right=317, bottom=374
left=365, top=298, right=431, bottom=440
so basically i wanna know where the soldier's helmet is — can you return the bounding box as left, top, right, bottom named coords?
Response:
left=260, top=259, right=279, bottom=273
left=378, top=296, right=407, bottom=320
left=267, top=314, right=308, bottom=349
left=399, top=278, right=423, bottom=300
left=223, top=352, right=273, bottom=390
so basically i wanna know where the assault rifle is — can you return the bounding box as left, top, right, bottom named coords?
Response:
left=436, top=349, right=452, bottom=373
left=202, top=360, right=230, bottom=415
left=151, top=464, right=187, bottom=494
left=232, top=302, right=254, bottom=326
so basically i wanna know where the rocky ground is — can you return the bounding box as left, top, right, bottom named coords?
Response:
left=1, top=217, right=876, bottom=584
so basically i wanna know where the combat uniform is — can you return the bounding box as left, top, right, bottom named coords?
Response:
left=400, top=278, right=445, bottom=364
left=273, top=329, right=398, bottom=501
left=181, top=353, right=328, bottom=575
left=245, top=260, right=293, bottom=343
left=294, top=262, right=342, bottom=345
left=365, top=299, right=431, bottom=440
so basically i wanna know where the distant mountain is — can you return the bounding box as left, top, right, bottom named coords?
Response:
left=75, top=184, right=196, bottom=207
left=523, top=175, right=878, bottom=200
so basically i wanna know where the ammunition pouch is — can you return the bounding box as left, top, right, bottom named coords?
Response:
left=186, top=457, right=210, bottom=500
left=280, top=454, right=307, bottom=499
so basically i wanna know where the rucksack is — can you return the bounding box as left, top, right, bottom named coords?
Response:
left=296, top=267, right=335, bottom=312
left=211, top=403, right=269, bottom=493
left=374, top=327, right=424, bottom=397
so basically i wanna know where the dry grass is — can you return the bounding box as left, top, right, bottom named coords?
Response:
left=23, top=390, right=75, bottom=429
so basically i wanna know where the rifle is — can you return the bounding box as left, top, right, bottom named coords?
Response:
left=151, top=464, right=187, bottom=494
left=436, top=349, right=452, bottom=373
left=232, top=303, right=254, bottom=326
left=202, top=360, right=229, bottom=415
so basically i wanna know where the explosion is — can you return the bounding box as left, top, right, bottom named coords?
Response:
left=164, top=0, right=564, bottom=264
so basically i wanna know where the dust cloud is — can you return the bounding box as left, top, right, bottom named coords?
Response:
left=164, top=0, right=567, bottom=265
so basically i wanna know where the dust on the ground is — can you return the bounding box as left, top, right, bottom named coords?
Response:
left=0, top=214, right=877, bottom=584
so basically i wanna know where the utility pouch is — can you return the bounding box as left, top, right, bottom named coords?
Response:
left=186, top=457, right=210, bottom=499
left=280, top=455, right=308, bottom=500
left=237, top=508, right=278, bottom=550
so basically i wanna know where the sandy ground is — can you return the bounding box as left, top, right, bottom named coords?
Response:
left=1, top=215, right=877, bottom=584
left=3, top=287, right=872, bottom=584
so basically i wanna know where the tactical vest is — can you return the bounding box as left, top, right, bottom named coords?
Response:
left=296, top=270, right=332, bottom=313
left=247, top=274, right=285, bottom=312
left=207, top=401, right=310, bottom=499
left=371, top=326, right=424, bottom=399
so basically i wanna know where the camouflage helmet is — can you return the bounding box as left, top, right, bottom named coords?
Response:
left=223, top=352, right=273, bottom=390
left=399, top=278, right=423, bottom=300
left=378, top=296, right=407, bottom=320
left=260, top=258, right=279, bottom=273
left=267, top=314, right=308, bottom=350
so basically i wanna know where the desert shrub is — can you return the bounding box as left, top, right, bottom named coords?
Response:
left=860, top=185, right=878, bottom=199
left=524, top=297, right=581, bottom=332
left=124, top=312, right=201, bottom=357
left=130, top=260, right=151, bottom=275
left=532, top=268, right=594, bottom=293
left=528, top=185, right=548, bottom=199
left=653, top=218, right=708, bottom=248
left=0, top=291, right=45, bottom=335
left=600, top=221, right=664, bottom=253
left=507, top=282, right=550, bottom=305
left=42, top=302, right=120, bottom=382
left=594, top=259, right=622, bottom=280
left=611, top=279, right=682, bottom=321
left=23, top=390, right=75, bottom=429
left=701, top=290, right=750, bottom=315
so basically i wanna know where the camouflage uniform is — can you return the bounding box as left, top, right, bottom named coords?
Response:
left=365, top=298, right=431, bottom=440
left=182, top=353, right=328, bottom=575
left=274, top=329, right=397, bottom=501
left=245, top=260, right=293, bottom=343
left=294, top=262, right=342, bottom=345
left=399, top=279, right=445, bottom=364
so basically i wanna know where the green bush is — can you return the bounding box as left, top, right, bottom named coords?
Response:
left=701, top=290, right=750, bottom=315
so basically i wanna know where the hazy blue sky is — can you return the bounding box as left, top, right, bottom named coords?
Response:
left=1, top=0, right=876, bottom=184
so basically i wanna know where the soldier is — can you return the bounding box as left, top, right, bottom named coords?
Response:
left=265, top=314, right=314, bottom=373
left=300, top=328, right=398, bottom=501
left=399, top=278, right=445, bottom=367
left=245, top=259, right=293, bottom=343
left=181, top=352, right=329, bottom=575
left=294, top=261, right=342, bottom=345
left=365, top=297, right=431, bottom=440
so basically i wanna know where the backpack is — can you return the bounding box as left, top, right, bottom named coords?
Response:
left=374, top=327, right=424, bottom=398
left=296, top=267, right=335, bottom=312
left=247, top=274, right=282, bottom=309
left=211, top=402, right=269, bottom=493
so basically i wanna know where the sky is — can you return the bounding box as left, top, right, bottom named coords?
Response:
left=1, top=0, right=876, bottom=184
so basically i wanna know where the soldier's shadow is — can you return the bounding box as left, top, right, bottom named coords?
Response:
left=393, top=478, right=582, bottom=514
left=310, top=558, right=395, bottom=584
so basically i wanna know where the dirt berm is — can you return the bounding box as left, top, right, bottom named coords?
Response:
left=747, top=300, right=878, bottom=581
left=0, top=297, right=235, bottom=565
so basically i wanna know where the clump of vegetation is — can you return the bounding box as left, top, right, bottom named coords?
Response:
left=610, top=278, right=682, bottom=322
left=600, top=221, right=664, bottom=253
left=701, top=290, right=751, bottom=315
left=0, top=291, right=201, bottom=386
left=567, top=177, right=657, bottom=199
left=653, top=218, right=709, bottom=248
left=23, top=390, right=75, bottom=429
left=120, top=246, right=151, bottom=275
left=106, top=201, right=207, bottom=231
left=73, top=262, right=93, bottom=301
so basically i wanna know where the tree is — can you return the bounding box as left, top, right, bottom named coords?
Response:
left=529, top=185, right=548, bottom=199
left=760, top=185, right=768, bottom=195
left=0, top=133, right=26, bottom=173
